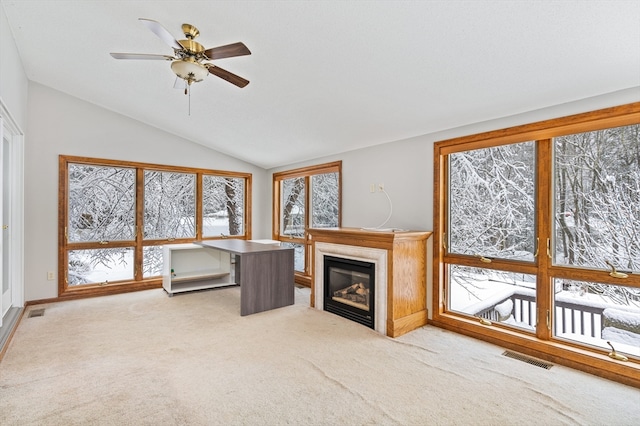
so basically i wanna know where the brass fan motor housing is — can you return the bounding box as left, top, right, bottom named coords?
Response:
left=182, top=23, right=200, bottom=39
left=178, top=39, right=205, bottom=54
left=178, top=23, right=205, bottom=56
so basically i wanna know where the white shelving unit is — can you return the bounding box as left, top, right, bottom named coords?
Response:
left=162, top=243, right=234, bottom=296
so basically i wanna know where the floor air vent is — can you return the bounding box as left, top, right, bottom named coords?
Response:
left=28, top=308, right=45, bottom=318
left=502, top=350, right=553, bottom=369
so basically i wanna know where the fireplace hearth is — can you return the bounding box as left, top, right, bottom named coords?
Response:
left=324, top=256, right=375, bottom=329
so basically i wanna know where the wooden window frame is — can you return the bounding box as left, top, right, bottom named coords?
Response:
left=272, top=161, right=342, bottom=287
left=433, top=103, right=640, bottom=388
left=58, top=155, right=252, bottom=300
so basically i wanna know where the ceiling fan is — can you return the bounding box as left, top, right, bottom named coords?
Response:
left=110, top=18, right=251, bottom=93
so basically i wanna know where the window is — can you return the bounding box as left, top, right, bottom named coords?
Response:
left=273, top=161, right=341, bottom=285
left=434, top=103, right=640, bottom=386
left=59, top=156, right=251, bottom=298
left=552, top=125, right=640, bottom=357
left=143, top=170, right=196, bottom=240
left=447, top=141, right=537, bottom=331
left=202, top=175, right=245, bottom=237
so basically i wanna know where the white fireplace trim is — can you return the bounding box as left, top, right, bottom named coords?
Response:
left=314, top=242, right=387, bottom=335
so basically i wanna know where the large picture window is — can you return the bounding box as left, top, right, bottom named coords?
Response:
left=434, top=103, right=640, bottom=387
left=273, top=161, right=341, bottom=285
left=59, top=156, right=251, bottom=298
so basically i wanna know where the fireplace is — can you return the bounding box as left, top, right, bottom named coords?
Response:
left=324, top=255, right=375, bottom=329
left=310, top=228, right=432, bottom=337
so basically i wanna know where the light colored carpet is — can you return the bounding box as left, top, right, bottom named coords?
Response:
left=1, top=286, right=638, bottom=425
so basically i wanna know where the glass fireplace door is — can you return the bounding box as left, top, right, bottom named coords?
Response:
left=324, top=256, right=375, bottom=329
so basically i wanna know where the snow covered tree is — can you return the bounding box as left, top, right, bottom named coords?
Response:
left=555, top=124, right=640, bottom=272
left=68, top=164, right=136, bottom=242
left=144, top=171, right=196, bottom=239
left=66, top=162, right=248, bottom=284
left=449, top=141, right=536, bottom=260
left=282, top=177, right=305, bottom=237
left=311, top=172, right=339, bottom=228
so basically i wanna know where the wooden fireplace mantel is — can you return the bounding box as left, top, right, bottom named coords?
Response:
left=308, top=227, right=432, bottom=337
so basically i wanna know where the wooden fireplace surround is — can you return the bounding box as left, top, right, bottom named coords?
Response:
left=308, top=227, right=432, bottom=337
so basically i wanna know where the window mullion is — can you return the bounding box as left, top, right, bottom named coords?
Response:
left=304, top=175, right=311, bottom=275
left=304, top=175, right=311, bottom=228
left=135, top=168, right=144, bottom=281
left=272, top=179, right=281, bottom=239
left=196, top=173, right=203, bottom=240
left=536, top=139, right=553, bottom=340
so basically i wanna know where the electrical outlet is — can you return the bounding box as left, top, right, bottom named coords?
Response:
left=370, top=183, right=375, bottom=193
left=378, top=183, right=384, bottom=192
left=47, top=271, right=55, bottom=281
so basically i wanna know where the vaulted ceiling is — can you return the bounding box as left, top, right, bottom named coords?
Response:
left=3, top=1, right=639, bottom=168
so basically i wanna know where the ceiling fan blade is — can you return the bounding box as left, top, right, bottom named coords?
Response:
left=204, top=64, right=250, bottom=88
left=139, top=18, right=183, bottom=50
left=110, top=53, right=175, bottom=60
left=204, top=42, right=251, bottom=60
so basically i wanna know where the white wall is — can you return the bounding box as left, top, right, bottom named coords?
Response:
left=271, top=87, right=640, bottom=232
left=1, top=4, right=28, bottom=313
left=270, top=87, right=640, bottom=317
left=24, top=83, right=269, bottom=301
left=0, top=4, right=28, bottom=129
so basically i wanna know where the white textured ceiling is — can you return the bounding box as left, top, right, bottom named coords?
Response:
left=3, top=1, right=640, bottom=169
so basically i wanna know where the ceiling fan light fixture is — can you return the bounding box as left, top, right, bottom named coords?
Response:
left=111, top=18, right=251, bottom=99
left=171, top=59, right=209, bottom=83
